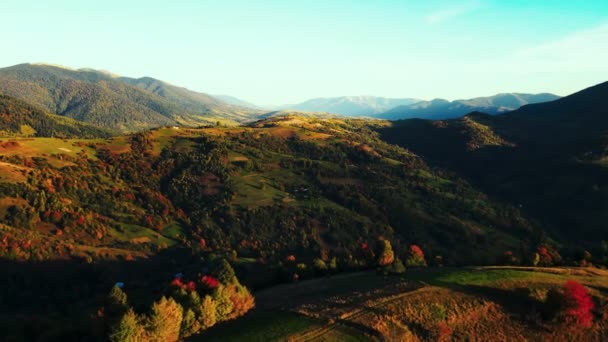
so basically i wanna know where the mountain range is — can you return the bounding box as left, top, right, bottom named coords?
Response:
left=0, top=64, right=563, bottom=131
left=277, top=96, right=421, bottom=117
left=378, top=93, right=561, bottom=120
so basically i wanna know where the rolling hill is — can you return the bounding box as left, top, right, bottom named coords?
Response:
left=278, top=96, right=421, bottom=117
left=378, top=93, right=560, bottom=120
left=0, top=64, right=259, bottom=132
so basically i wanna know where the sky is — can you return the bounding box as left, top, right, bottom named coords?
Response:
left=1, top=0, right=608, bottom=105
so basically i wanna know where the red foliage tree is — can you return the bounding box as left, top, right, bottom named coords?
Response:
left=562, top=280, right=594, bottom=328
left=170, top=278, right=183, bottom=288
left=185, top=281, right=196, bottom=292
left=201, top=275, right=219, bottom=289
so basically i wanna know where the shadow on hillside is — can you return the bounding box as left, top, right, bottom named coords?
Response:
left=0, top=247, right=217, bottom=340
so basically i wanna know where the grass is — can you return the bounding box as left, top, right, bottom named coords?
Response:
left=231, top=172, right=291, bottom=207
left=0, top=137, right=100, bottom=159
left=109, top=223, right=175, bottom=247
left=197, top=267, right=608, bottom=341
left=194, top=311, right=370, bottom=342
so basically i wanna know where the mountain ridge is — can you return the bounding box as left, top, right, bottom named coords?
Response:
left=379, top=92, right=561, bottom=120
left=0, top=63, right=260, bottom=132
left=278, top=96, right=421, bottom=117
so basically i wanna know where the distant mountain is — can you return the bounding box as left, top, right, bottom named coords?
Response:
left=279, top=96, right=421, bottom=117
left=378, top=93, right=560, bottom=120
left=213, top=94, right=265, bottom=110
left=0, top=94, right=112, bottom=138
left=0, top=64, right=259, bottom=132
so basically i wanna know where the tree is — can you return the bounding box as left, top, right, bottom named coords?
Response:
left=109, top=309, right=143, bottom=342
left=212, top=285, right=234, bottom=321
left=406, top=244, right=427, bottom=267
left=376, top=239, right=395, bottom=267
left=105, top=285, right=129, bottom=327
left=213, top=259, right=237, bottom=285
left=384, top=257, right=406, bottom=274
left=199, top=295, right=217, bottom=329
left=228, top=283, right=255, bottom=317
left=180, top=309, right=200, bottom=339
left=313, top=258, right=328, bottom=275
left=144, top=297, right=183, bottom=342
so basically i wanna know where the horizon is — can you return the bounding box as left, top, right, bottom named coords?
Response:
left=3, top=1, right=608, bottom=104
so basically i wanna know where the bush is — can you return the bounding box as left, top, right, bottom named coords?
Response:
left=562, top=280, right=594, bottom=328
left=382, top=257, right=406, bottom=275
left=545, top=280, right=594, bottom=328
left=406, top=244, right=427, bottom=267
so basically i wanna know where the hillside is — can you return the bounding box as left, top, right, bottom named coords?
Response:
left=379, top=93, right=560, bottom=120
left=0, top=64, right=259, bottom=132
left=213, top=94, right=265, bottom=109
left=0, top=111, right=607, bottom=340
left=379, top=81, right=608, bottom=245
left=0, top=94, right=112, bottom=138
left=1, top=114, right=558, bottom=339
left=279, top=96, right=420, bottom=117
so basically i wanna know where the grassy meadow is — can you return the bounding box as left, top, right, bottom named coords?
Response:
left=195, top=267, right=608, bottom=341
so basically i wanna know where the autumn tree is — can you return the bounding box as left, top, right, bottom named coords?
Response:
left=144, top=297, right=183, bottom=342
left=109, top=309, right=143, bottom=342
left=199, top=295, right=217, bottom=329
left=376, top=239, right=395, bottom=267
left=212, top=285, right=234, bottom=321
left=406, top=244, right=427, bottom=267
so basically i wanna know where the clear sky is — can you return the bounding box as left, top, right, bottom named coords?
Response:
left=2, top=0, right=608, bottom=104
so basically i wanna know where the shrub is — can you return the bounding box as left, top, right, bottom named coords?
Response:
left=313, top=258, right=328, bottom=274
left=546, top=280, right=594, bottom=328
left=562, top=280, right=594, bottom=328
left=406, top=244, right=427, bottom=267
left=381, top=257, right=406, bottom=275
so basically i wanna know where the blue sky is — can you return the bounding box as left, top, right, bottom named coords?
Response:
left=2, top=0, right=607, bottom=104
